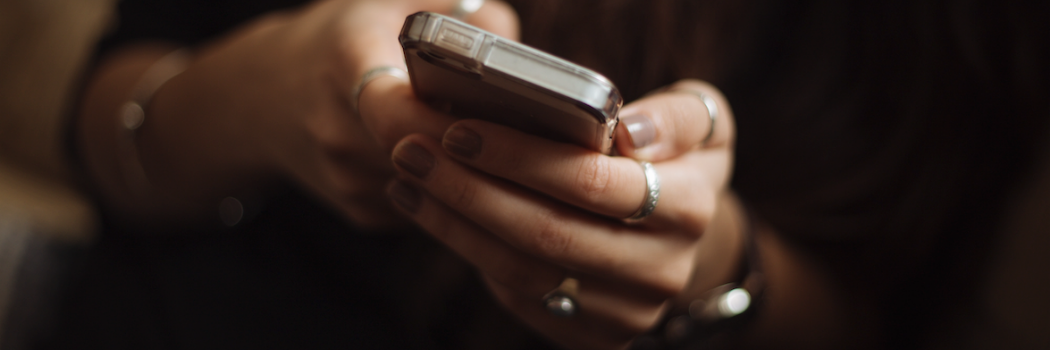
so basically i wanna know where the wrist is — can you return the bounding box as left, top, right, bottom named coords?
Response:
left=80, top=45, right=278, bottom=227
left=139, top=50, right=283, bottom=224
left=118, top=49, right=190, bottom=197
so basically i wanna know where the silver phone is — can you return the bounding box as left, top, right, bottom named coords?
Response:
left=399, top=12, right=622, bottom=154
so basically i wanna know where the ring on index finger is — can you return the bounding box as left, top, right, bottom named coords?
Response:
left=351, top=66, right=408, bottom=117
left=670, top=88, right=719, bottom=146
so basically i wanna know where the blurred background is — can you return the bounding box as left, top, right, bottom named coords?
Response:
left=0, top=0, right=1047, bottom=349
left=0, top=0, right=111, bottom=348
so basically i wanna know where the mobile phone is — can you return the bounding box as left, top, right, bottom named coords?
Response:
left=399, top=12, right=622, bottom=154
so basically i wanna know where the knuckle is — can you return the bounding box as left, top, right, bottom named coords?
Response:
left=649, top=261, right=693, bottom=298
left=680, top=215, right=709, bottom=239
left=665, top=98, right=695, bottom=123
left=679, top=197, right=715, bottom=238
left=575, top=155, right=613, bottom=203
left=532, top=209, right=574, bottom=258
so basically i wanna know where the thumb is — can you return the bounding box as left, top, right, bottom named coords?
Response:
left=614, top=79, right=735, bottom=161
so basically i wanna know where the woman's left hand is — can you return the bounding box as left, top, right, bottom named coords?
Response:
left=387, top=79, right=740, bottom=349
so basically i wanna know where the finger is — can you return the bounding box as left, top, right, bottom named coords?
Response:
left=442, top=120, right=643, bottom=218
left=390, top=175, right=667, bottom=348
left=343, top=1, right=520, bottom=151
left=441, top=120, right=728, bottom=224
left=388, top=176, right=668, bottom=341
left=391, top=135, right=699, bottom=295
left=385, top=179, right=563, bottom=298
left=615, top=79, right=735, bottom=162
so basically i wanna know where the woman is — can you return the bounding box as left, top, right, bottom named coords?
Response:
left=69, top=0, right=740, bottom=348
left=59, top=0, right=1049, bottom=349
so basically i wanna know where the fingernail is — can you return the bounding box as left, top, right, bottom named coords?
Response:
left=393, top=141, right=435, bottom=179
left=387, top=181, right=421, bottom=213
left=622, top=114, right=656, bottom=149
left=443, top=125, right=482, bottom=159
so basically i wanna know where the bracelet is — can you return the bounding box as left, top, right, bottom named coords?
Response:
left=117, top=49, right=190, bottom=196
left=632, top=203, right=765, bottom=350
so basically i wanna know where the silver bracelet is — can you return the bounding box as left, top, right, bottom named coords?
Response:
left=117, top=49, right=189, bottom=196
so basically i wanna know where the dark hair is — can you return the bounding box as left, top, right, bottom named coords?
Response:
left=511, top=0, right=1049, bottom=345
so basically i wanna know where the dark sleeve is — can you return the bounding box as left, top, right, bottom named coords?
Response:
left=97, top=0, right=308, bottom=55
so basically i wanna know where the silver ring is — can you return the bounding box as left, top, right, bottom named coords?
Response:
left=543, top=277, right=579, bottom=317
left=699, top=93, right=719, bottom=145
left=351, top=66, right=408, bottom=116
left=672, top=88, right=719, bottom=145
left=625, top=160, right=660, bottom=222
left=451, top=0, right=484, bottom=20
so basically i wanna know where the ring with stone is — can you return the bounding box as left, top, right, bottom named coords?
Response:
left=543, top=277, right=579, bottom=317
left=351, top=66, right=408, bottom=117
left=625, top=160, right=661, bottom=222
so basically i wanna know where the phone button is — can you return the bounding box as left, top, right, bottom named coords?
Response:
left=436, top=22, right=482, bottom=57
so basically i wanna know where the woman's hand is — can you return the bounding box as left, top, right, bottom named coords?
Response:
left=79, top=0, right=519, bottom=228
left=387, top=79, right=742, bottom=349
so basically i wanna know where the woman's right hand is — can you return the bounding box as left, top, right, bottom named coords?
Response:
left=80, top=0, right=519, bottom=228
left=387, top=79, right=742, bottom=349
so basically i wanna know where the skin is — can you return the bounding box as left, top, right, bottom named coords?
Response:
left=79, top=0, right=519, bottom=228
left=77, top=0, right=858, bottom=348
